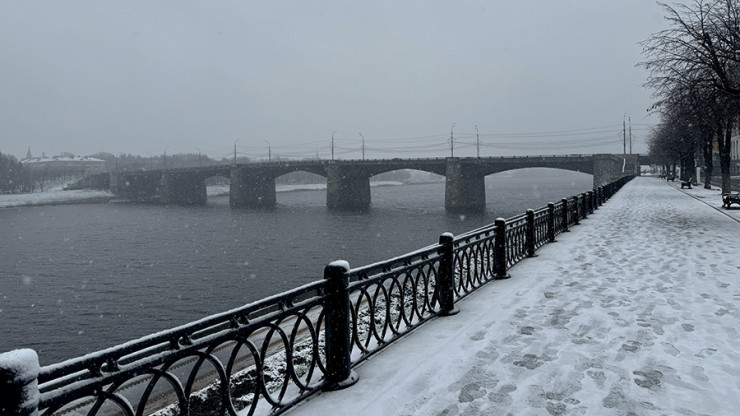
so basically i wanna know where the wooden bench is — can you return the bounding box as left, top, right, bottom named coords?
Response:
left=681, top=178, right=693, bottom=189
left=722, top=192, right=740, bottom=209
left=666, top=174, right=676, bottom=182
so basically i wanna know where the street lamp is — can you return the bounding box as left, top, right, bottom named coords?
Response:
left=475, top=125, right=480, bottom=158
left=264, top=140, right=271, bottom=162
left=233, top=139, right=239, bottom=164
left=449, top=123, right=456, bottom=157
left=359, top=132, right=366, bottom=160
left=195, top=147, right=201, bottom=167
left=331, top=130, right=337, bottom=160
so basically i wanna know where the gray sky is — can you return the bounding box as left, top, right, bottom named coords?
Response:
left=1, top=1, right=673, bottom=161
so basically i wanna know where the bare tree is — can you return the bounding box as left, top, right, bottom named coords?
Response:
left=640, top=0, right=740, bottom=193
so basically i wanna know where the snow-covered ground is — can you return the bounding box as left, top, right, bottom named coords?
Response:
left=0, top=182, right=406, bottom=207
left=0, top=184, right=114, bottom=208
left=294, top=177, right=740, bottom=416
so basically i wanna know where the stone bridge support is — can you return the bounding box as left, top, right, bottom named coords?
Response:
left=160, top=172, right=207, bottom=206
left=444, top=159, right=486, bottom=213
left=230, top=166, right=276, bottom=208
left=110, top=171, right=162, bottom=202
left=326, top=164, right=371, bottom=210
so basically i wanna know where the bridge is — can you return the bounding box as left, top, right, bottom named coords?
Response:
left=109, top=154, right=641, bottom=212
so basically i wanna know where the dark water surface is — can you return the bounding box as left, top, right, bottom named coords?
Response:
left=0, top=169, right=591, bottom=364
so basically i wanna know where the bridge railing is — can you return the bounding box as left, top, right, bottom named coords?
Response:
left=1, top=176, right=635, bottom=416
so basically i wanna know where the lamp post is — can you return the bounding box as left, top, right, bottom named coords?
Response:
left=449, top=123, right=456, bottom=157
left=233, top=139, right=239, bottom=164
left=195, top=147, right=202, bottom=167
left=359, top=132, right=366, bottom=160
left=265, top=140, right=271, bottom=162
left=331, top=130, right=337, bottom=160
left=475, top=125, right=480, bottom=158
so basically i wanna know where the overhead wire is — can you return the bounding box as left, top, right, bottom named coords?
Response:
left=193, top=123, right=656, bottom=160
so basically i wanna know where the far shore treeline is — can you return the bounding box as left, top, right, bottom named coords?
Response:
left=0, top=152, right=31, bottom=194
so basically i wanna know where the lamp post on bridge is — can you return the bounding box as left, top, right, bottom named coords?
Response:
left=449, top=123, right=456, bottom=157
left=359, top=132, right=366, bottom=160
left=475, top=125, right=480, bottom=158
left=331, top=130, right=337, bottom=161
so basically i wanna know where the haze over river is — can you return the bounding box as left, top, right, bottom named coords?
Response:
left=1, top=168, right=592, bottom=365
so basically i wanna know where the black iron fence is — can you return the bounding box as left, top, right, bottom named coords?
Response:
left=0, top=176, right=634, bottom=416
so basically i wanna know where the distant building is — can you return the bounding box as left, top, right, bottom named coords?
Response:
left=21, top=154, right=106, bottom=177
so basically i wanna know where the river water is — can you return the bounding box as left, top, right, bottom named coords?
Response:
left=1, top=168, right=592, bottom=365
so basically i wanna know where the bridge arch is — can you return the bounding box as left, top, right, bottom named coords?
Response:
left=476, top=158, right=594, bottom=177
left=111, top=155, right=637, bottom=210
left=230, top=164, right=330, bottom=208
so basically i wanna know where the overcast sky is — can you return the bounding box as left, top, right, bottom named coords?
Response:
left=1, top=1, right=676, bottom=161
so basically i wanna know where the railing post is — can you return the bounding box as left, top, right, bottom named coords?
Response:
left=573, top=195, right=580, bottom=225
left=493, top=218, right=511, bottom=280
left=0, top=349, right=40, bottom=416
left=581, top=193, right=588, bottom=219
left=561, top=198, right=569, bottom=232
left=323, top=261, right=359, bottom=390
left=547, top=202, right=556, bottom=242
left=588, top=191, right=594, bottom=214
left=437, top=233, right=460, bottom=316
left=525, top=209, right=537, bottom=257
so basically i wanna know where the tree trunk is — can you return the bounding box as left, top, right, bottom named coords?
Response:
left=719, top=124, right=733, bottom=193
left=680, top=151, right=695, bottom=182
left=701, top=127, right=714, bottom=189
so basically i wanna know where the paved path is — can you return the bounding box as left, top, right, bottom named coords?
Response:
left=292, top=177, right=740, bottom=416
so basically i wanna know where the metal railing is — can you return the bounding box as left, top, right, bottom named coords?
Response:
left=0, top=176, right=635, bottom=416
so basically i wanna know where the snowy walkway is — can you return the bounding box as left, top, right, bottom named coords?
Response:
left=293, top=177, right=740, bottom=416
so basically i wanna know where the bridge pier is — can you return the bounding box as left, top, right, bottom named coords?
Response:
left=230, top=166, right=277, bottom=208
left=326, top=164, right=371, bottom=210
left=110, top=171, right=162, bottom=202
left=160, top=172, right=207, bottom=206
left=445, top=159, right=486, bottom=213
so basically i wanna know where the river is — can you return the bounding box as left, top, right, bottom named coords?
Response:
left=0, top=168, right=592, bottom=365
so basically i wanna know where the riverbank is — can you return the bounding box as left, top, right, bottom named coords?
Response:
left=0, top=181, right=412, bottom=208
left=294, top=176, right=740, bottom=415
left=0, top=188, right=116, bottom=208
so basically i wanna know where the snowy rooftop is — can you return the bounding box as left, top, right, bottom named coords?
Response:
left=0, top=187, right=113, bottom=208
left=20, top=155, right=104, bottom=164
left=292, top=177, right=740, bottom=416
